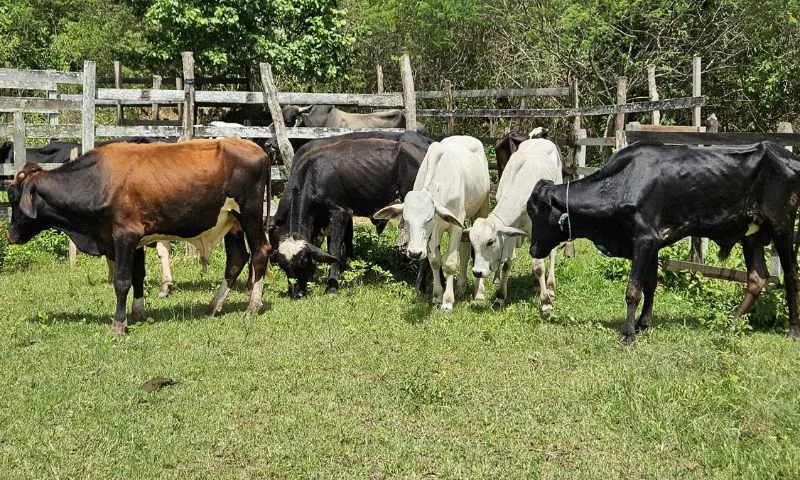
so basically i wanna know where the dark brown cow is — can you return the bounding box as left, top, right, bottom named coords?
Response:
left=6, top=138, right=272, bottom=335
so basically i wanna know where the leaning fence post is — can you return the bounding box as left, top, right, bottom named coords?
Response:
left=81, top=60, right=96, bottom=152
left=259, top=62, right=294, bottom=172
left=68, top=147, right=79, bottom=266
left=648, top=64, right=660, bottom=126
left=769, top=121, right=796, bottom=277
left=400, top=55, right=417, bottom=132
left=12, top=111, right=25, bottom=172
left=181, top=52, right=195, bottom=141
left=376, top=64, right=384, bottom=93
left=175, top=77, right=183, bottom=122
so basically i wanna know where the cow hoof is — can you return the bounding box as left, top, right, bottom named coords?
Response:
left=474, top=293, right=485, bottom=302
left=109, top=321, right=127, bottom=337
left=440, top=305, right=453, bottom=314
left=492, top=298, right=505, bottom=309
left=621, top=334, right=636, bottom=346
left=547, top=289, right=556, bottom=300
left=540, top=303, right=553, bottom=318
left=157, top=284, right=173, bottom=299
left=244, top=304, right=261, bottom=318
left=326, top=286, right=339, bottom=295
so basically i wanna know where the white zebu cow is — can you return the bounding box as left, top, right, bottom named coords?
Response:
left=374, top=135, right=490, bottom=312
left=466, top=138, right=563, bottom=314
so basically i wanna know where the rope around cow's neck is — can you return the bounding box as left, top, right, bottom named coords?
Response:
left=558, top=180, right=573, bottom=241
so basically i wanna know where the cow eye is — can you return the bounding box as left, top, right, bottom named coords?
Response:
left=487, top=239, right=495, bottom=246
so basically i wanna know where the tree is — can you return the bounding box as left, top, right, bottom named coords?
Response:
left=134, top=0, right=357, bottom=85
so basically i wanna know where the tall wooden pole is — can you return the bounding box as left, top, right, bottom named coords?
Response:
left=151, top=75, right=162, bottom=121
left=399, top=55, right=417, bottom=132
left=114, top=60, right=123, bottom=125
left=181, top=52, right=195, bottom=141
left=614, top=76, right=627, bottom=150
left=260, top=62, right=294, bottom=172
left=444, top=79, right=454, bottom=135
left=648, top=65, right=660, bottom=126
left=81, top=60, right=96, bottom=152
left=376, top=64, right=384, bottom=93
left=692, top=56, right=702, bottom=127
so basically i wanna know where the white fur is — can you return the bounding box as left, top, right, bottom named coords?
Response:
left=277, top=237, right=308, bottom=259
left=469, top=138, right=563, bottom=314
left=209, top=279, right=230, bottom=316
left=529, top=127, right=545, bottom=138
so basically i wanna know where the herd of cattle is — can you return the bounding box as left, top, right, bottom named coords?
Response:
left=4, top=105, right=800, bottom=344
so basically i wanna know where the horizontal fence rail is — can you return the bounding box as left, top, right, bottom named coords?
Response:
left=626, top=131, right=800, bottom=148
left=0, top=68, right=83, bottom=87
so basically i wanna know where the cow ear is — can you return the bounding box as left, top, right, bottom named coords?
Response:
left=532, top=179, right=554, bottom=206
left=499, top=226, right=527, bottom=237
left=308, top=244, right=338, bottom=264
left=373, top=204, right=404, bottom=220
left=19, top=182, right=38, bottom=218
left=434, top=203, right=465, bottom=229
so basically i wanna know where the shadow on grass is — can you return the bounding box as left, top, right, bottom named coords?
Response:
left=39, top=299, right=268, bottom=327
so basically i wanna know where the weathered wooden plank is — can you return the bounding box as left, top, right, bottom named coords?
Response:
left=615, top=76, right=627, bottom=150
left=181, top=52, right=195, bottom=141
left=97, top=88, right=186, bottom=103
left=271, top=165, right=287, bottom=181
left=0, top=124, right=81, bottom=138
left=0, top=80, right=57, bottom=90
left=97, top=76, right=247, bottom=85
left=152, top=75, right=162, bottom=121
left=13, top=112, right=25, bottom=170
left=376, top=64, right=384, bottom=93
left=0, top=97, right=82, bottom=113
left=2, top=162, right=66, bottom=175
left=0, top=68, right=83, bottom=85
left=648, top=64, right=660, bottom=126
left=627, top=122, right=705, bottom=133
left=693, top=56, right=702, bottom=128
left=625, top=131, right=800, bottom=147
left=575, top=136, right=615, bottom=147
left=194, top=90, right=405, bottom=107
left=576, top=166, right=599, bottom=176
left=416, top=87, right=570, bottom=99
left=418, top=97, right=705, bottom=118
left=120, top=119, right=181, bottom=127
left=114, top=60, right=124, bottom=124
left=96, top=125, right=182, bottom=137
left=663, top=259, right=780, bottom=284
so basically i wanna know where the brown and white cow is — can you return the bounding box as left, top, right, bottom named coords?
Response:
left=6, top=138, right=272, bottom=335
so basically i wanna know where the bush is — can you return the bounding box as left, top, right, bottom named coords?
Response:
left=0, top=220, right=70, bottom=273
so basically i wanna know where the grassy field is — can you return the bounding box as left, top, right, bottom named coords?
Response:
left=1, top=225, right=799, bottom=479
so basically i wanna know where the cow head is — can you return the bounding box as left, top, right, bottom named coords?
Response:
left=281, top=105, right=313, bottom=127
left=494, top=132, right=529, bottom=179
left=272, top=233, right=338, bottom=299
left=527, top=179, right=567, bottom=259
left=374, top=190, right=463, bottom=260
left=464, top=217, right=527, bottom=278
left=6, top=165, right=49, bottom=245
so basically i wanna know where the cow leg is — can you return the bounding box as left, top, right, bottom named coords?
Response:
left=733, top=236, right=768, bottom=319
left=623, top=241, right=658, bottom=344
left=636, top=256, right=659, bottom=331
left=429, top=241, right=444, bottom=305
left=533, top=258, right=553, bottom=317
left=772, top=232, right=800, bottom=339
left=130, top=247, right=146, bottom=324
left=110, top=235, right=138, bottom=336
left=415, top=260, right=432, bottom=293
left=456, top=236, right=471, bottom=298
left=155, top=241, right=173, bottom=298
left=493, top=260, right=512, bottom=308
left=240, top=206, right=272, bottom=317
left=440, top=230, right=461, bottom=313
left=210, top=231, right=250, bottom=316
left=546, top=247, right=557, bottom=299
left=325, top=210, right=351, bottom=294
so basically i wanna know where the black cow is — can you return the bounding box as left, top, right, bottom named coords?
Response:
left=528, top=141, right=800, bottom=344
left=281, top=105, right=407, bottom=129
left=1, top=137, right=175, bottom=165
left=268, top=131, right=433, bottom=298
left=494, top=128, right=548, bottom=178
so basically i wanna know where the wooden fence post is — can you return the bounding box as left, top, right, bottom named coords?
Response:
left=12, top=111, right=25, bottom=172
left=2, top=61, right=9, bottom=125
left=68, top=147, right=79, bottom=266
left=648, top=64, right=660, bottom=125
left=564, top=77, right=581, bottom=258
left=400, top=55, right=417, bottom=132
left=444, top=79, right=454, bottom=135
left=181, top=52, right=195, bottom=141
left=114, top=60, right=123, bottom=125
left=690, top=56, right=704, bottom=263
left=770, top=121, right=795, bottom=276
left=259, top=62, right=294, bottom=172
left=615, top=76, right=627, bottom=150
left=376, top=64, right=384, bottom=93
left=175, top=77, right=183, bottom=121
left=81, top=60, right=96, bottom=152
left=152, top=75, right=162, bottom=121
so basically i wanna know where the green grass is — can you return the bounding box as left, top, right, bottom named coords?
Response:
left=1, top=226, right=799, bottom=479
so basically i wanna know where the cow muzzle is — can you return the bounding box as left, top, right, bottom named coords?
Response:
left=472, top=268, right=488, bottom=279
left=6, top=229, right=21, bottom=245
left=407, top=249, right=426, bottom=261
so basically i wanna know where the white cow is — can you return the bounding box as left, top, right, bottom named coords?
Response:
left=466, top=138, right=563, bottom=314
left=374, top=136, right=490, bottom=312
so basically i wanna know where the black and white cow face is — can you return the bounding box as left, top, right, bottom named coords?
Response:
left=273, top=233, right=338, bottom=299
left=374, top=190, right=463, bottom=261
left=466, top=217, right=527, bottom=278
left=281, top=106, right=313, bottom=127
left=528, top=180, right=567, bottom=259
left=6, top=168, right=48, bottom=245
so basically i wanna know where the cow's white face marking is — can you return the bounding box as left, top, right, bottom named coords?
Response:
left=140, top=197, right=240, bottom=265
left=277, top=236, right=308, bottom=260
left=403, top=191, right=436, bottom=258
